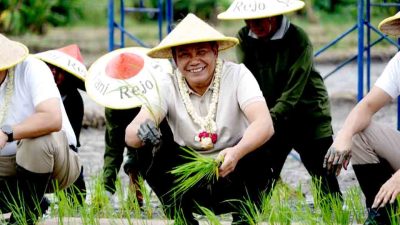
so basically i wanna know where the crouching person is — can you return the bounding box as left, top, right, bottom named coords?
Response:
left=125, top=14, right=275, bottom=224
left=0, top=34, right=81, bottom=225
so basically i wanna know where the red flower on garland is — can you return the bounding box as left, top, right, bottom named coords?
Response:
left=197, top=131, right=218, bottom=144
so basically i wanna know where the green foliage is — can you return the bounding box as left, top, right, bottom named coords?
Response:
left=173, top=0, right=231, bottom=21
left=0, top=0, right=83, bottom=35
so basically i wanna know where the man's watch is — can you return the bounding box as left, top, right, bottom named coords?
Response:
left=1, top=125, right=13, bottom=142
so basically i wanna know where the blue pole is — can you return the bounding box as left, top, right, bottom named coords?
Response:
left=366, top=0, right=371, bottom=92
left=108, top=0, right=115, bottom=51
left=357, top=0, right=364, bottom=101
left=166, top=0, right=173, bottom=33
left=157, top=0, right=163, bottom=41
left=398, top=38, right=400, bottom=130
left=120, top=0, right=125, bottom=48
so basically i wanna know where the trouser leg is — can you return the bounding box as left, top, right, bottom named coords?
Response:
left=64, top=146, right=86, bottom=205
left=8, top=165, right=51, bottom=225
left=352, top=160, right=395, bottom=225
left=351, top=122, right=400, bottom=224
left=183, top=147, right=274, bottom=225
left=261, top=134, right=292, bottom=180
left=295, top=136, right=342, bottom=199
left=144, top=143, right=199, bottom=223
left=103, top=107, right=139, bottom=194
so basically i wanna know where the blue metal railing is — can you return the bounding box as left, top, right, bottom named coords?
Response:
left=314, top=0, right=400, bottom=128
left=108, top=0, right=173, bottom=51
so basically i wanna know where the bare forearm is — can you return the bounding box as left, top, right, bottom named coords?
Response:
left=337, top=101, right=375, bottom=141
left=125, top=122, right=144, bottom=148
left=13, top=112, right=61, bottom=140
left=12, top=98, right=62, bottom=140
left=233, top=116, right=274, bottom=159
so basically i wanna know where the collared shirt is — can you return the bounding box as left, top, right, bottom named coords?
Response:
left=237, top=19, right=333, bottom=141
left=248, top=16, right=290, bottom=40
left=152, top=60, right=265, bottom=154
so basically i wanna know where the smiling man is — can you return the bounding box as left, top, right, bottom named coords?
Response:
left=125, top=13, right=275, bottom=224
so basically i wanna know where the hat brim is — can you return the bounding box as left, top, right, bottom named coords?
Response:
left=35, top=50, right=87, bottom=81
left=379, top=12, right=400, bottom=37
left=147, top=37, right=239, bottom=58
left=217, top=1, right=305, bottom=20
left=0, top=41, right=29, bottom=70
left=86, top=47, right=172, bottom=109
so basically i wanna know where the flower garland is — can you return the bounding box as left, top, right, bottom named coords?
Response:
left=0, top=69, right=14, bottom=125
left=177, top=59, right=222, bottom=150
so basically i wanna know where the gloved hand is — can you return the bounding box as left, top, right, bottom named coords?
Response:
left=323, top=146, right=351, bottom=176
left=137, top=119, right=161, bottom=146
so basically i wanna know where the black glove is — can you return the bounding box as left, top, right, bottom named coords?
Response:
left=137, top=119, right=161, bottom=146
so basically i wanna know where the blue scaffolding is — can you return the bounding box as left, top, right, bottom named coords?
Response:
left=107, top=0, right=173, bottom=51
left=108, top=0, right=400, bottom=126
left=314, top=0, right=400, bottom=127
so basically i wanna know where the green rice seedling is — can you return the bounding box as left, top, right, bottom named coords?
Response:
left=310, top=177, right=350, bottom=225
left=329, top=193, right=351, bottom=225
left=310, top=177, right=330, bottom=221
left=119, top=176, right=142, bottom=219
left=54, top=189, right=78, bottom=224
left=87, top=174, right=114, bottom=216
left=232, top=191, right=272, bottom=225
left=2, top=188, right=30, bottom=225
left=196, top=203, right=222, bottom=225
left=169, top=147, right=222, bottom=197
left=344, top=186, right=365, bottom=224
left=290, top=184, right=319, bottom=225
left=267, top=182, right=293, bottom=225
left=173, top=208, right=192, bottom=225
left=385, top=198, right=400, bottom=225
left=138, top=175, right=154, bottom=218
left=3, top=181, right=53, bottom=225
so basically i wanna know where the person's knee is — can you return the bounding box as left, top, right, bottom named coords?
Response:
left=16, top=133, right=62, bottom=173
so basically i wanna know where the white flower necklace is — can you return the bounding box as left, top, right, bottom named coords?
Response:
left=177, top=59, right=222, bottom=150
left=0, top=69, right=14, bottom=125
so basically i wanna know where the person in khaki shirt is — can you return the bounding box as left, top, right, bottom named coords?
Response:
left=125, top=13, right=274, bottom=224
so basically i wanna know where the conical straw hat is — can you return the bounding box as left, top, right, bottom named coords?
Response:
left=147, top=13, right=239, bottom=58
left=35, top=44, right=87, bottom=81
left=0, top=33, right=29, bottom=70
left=378, top=11, right=400, bottom=37
left=218, top=0, right=305, bottom=20
left=86, top=47, right=172, bottom=109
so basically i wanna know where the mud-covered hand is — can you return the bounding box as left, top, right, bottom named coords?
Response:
left=137, top=119, right=161, bottom=146
left=372, top=170, right=400, bottom=209
left=323, top=146, right=351, bottom=176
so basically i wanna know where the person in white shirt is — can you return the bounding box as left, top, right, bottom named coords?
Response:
left=324, top=12, right=400, bottom=225
left=0, top=34, right=81, bottom=225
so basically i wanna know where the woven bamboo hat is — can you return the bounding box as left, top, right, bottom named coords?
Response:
left=86, top=47, right=172, bottom=109
left=147, top=13, right=239, bottom=58
left=35, top=44, right=87, bottom=81
left=0, top=33, right=29, bottom=70
left=378, top=11, right=400, bottom=37
left=217, top=0, right=305, bottom=20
